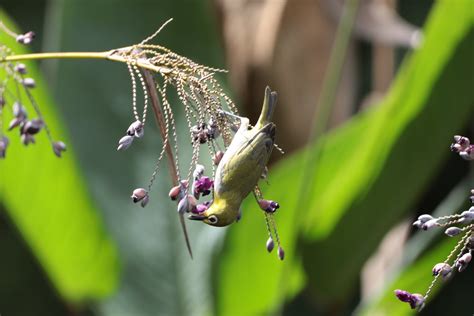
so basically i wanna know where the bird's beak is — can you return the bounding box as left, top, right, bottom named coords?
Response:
left=188, top=214, right=206, bottom=221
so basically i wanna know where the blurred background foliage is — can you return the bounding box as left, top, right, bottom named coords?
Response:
left=0, top=0, right=473, bottom=316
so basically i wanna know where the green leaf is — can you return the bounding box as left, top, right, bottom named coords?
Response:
left=0, top=11, right=119, bottom=302
left=216, top=0, right=474, bottom=314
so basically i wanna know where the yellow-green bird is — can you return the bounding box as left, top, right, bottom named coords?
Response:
left=189, top=86, right=277, bottom=226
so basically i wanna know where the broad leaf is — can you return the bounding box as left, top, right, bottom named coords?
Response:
left=0, top=11, right=119, bottom=302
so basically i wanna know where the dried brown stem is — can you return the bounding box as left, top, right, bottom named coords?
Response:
left=142, top=69, right=194, bottom=259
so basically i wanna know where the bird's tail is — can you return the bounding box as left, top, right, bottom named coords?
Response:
left=256, top=86, right=277, bottom=128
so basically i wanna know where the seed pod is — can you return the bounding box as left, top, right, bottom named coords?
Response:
left=266, top=237, right=274, bottom=253
left=131, top=188, right=148, bottom=203
left=52, top=141, right=67, bottom=157
left=445, top=226, right=462, bottom=237
left=277, top=246, right=285, bottom=260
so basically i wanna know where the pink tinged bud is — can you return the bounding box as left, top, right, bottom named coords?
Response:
left=22, top=78, right=36, bottom=88
left=445, top=226, right=462, bottom=237
left=14, top=63, right=27, bottom=74
left=117, top=135, right=134, bottom=151
left=277, top=246, right=285, bottom=260
left=127, top=120, right=144, bottom=138
left=421, top=219, right=438, bottom=230
left=52, top=141, right=67, bottom=157
left=213, top=151, right=224, bottom=165
left=20, top=31, right=35, bottom=44
left=457, top=252, right=472, bottom=272
left=193, top=203, right=209, bottom=214
left=169, top=185, right=181, bottom=200
left=460, top=208, right=474, bottom=223
left=432, top=262, right=452, bottom=279
left=193, top=164, right=205, bottom=180
left=266, top=238, right=274, bottom=253
left=131, top=188, right=148, bottom=203
left=394, top=290, right=425, bottom=310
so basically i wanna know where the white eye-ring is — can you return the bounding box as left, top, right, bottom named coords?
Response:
left=208, top=215, right=218, bottom=224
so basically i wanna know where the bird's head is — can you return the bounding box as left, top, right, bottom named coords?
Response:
left=188, top=197, right=240, bottom=227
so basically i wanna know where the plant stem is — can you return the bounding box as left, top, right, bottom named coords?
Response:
left=1, top=48, right=171, bottom=74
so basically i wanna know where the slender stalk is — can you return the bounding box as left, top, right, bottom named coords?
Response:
left=1, top=49, right=172, bottom=74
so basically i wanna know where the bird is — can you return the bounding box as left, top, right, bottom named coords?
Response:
left=189, top=86, right=277, bottom=226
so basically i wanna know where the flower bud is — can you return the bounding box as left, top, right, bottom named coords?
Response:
left=193, top=203, right=209, bottom=214
left=0, top=136, right=9, bottom=159
left=177, top=194, right=197, bottom=214
left=258, top=199, right=280, bottom=213
left=52, top=141, right=67, bottom=157
left=421, top=219, right=438, bottom=230
left=12, top=102, right=27, bottom=118
left=456, top=252, right=472, bottom=272
left=22, top=78, right=36, bottom=88
left=117, top=135, right=134, bottom=151
left=131, top=188, right=148, bottom=203
left=8, top=117, right=23, bottom=131
left=277, top=246, right=285, bottom=260
left=394, top=290, right=425, bottom=310
left=22, top=119, right=43, bottom=135
left=432, top=262, right=451, bottom=279
left=444, top=226, right=462, bottom=237
left=16, top=31, right=35, bottom=44
left=14, top=63, right=27, bottom=74
left=127, top=120, right=144, bottom=138
left=169, top=185, right=181, bottom=201
left=417, top=214, right=433, bottom=222
left=459, top=146, right=474, bottom=160
left=266, top=237, right=274, bottom=253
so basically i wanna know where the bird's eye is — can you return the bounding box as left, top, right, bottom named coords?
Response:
left=208, top=215, right=218, bottom=224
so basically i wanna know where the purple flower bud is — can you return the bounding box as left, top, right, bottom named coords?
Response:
left=131, top=188, right=148, bottom=203
left=193, top=203, right=209, bottom=214
left=432, top=262, right=452, bottom=279
left=460, top=208, right=474, bottom=223
left=213, top=151, right=224, bottom=165
left=277, top=246, right=285, bottom=260
left=418, top=214, right=433, bottom=222
left=22, top=78, right=36, bottom=88
left=117, top=135, right=134, bottom=151
left=456, top=252, right=472, bottom=272
left=421, top=219, right=438, bottom=230
left=169, top=185, right=181, bottom=201
left=193, top=176, right=213, bottom=197
left=394, top=290, right=425, bottom=310
left=445, top=226, right=462, bottom=237
left=258, top=199, right=280, bottom=213
left=14, top=63, right=27, bottom=74
left=52, top=141, right=67, bottom=157
left=266, top=238, right=274, bottom=253
left=468, top=236, right=474, bottom=250
left=22, top=119, right=43, bottom=135
left=127, top=120, right=144, bottom=138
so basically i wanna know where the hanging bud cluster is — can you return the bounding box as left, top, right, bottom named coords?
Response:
left=395, top=135, right=474, bottom=311
left=0, top=25, right=65, bottom=159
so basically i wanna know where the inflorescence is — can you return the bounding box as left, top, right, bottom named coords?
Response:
left=0, top=23, right=66, bottom=158
left=395, top=135, right=474, bottom=311
left=0, top=19, right=283, bottom=258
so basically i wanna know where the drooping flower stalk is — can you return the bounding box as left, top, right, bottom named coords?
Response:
left=395, top=135, right=474, bottom=311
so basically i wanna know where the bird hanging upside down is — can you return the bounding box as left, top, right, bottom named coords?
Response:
left=189, top=86, right=277, bottom=226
